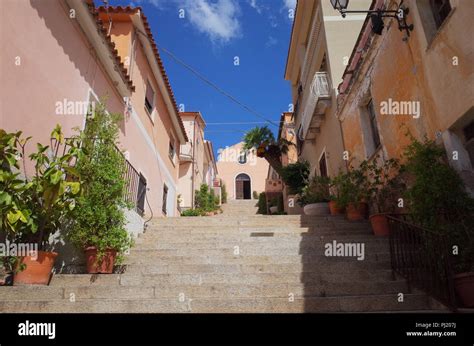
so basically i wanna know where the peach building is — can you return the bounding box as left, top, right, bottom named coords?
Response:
left=217, top=142, right=269, bottom=200
left=178, top=112, right=218, bottom=210
left=336, top=0, right=474, bottom=195
left=285, top=0, right=372, bottom=179
left=1, top=1, right=188, bottom=219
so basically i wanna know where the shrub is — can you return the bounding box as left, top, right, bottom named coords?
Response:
left=195, top=184, right=219, bottom=211
left=252, top=191, right=258, bottom=199
left=257, top=192, right=267, bottom=214
left=298, top=176, right=330, bottom=207
left=403, top=137, right=474, bottom=273
left=0, top=127, right=82, bottom=251
left=181, top=209, right=201, bottom=217
left=68, top=103, right=131, bottom=264
left=221, top=181, right=228, bottom=204
left=280, top=161, right=310, bottom=194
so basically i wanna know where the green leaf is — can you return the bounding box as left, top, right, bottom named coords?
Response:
left=7, top=210, right=21, bottom=224
left=0, top=192, right=12, bottom=205
left=66, top=182, right=80, bottom=195
left=50, top=170, right=63, bottom=185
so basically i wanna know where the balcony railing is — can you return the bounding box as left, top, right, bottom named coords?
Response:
left=179, top=142, right=193, bottom=161
left=387, top=215, right=457, bottom=310
left=299, top=72, right=331, bottom=140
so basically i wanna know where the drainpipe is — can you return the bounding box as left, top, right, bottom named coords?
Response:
left=191, top=115, right=197, bottom=208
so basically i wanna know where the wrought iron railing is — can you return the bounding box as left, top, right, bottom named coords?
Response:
left=60, top=137, right=146, bottom=216
left=387, top=215, right=457, bottom=310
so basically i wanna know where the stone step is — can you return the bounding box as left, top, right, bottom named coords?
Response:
left=123, top=253, right=391, bottom=265
left=0, top=293, right=429, bottom=313
left=119, top=271, right=396, bottom=286
left=123, top=260, right=391, bottom=275
left=126, top=246, right=388, bottom=257
left=140, top=230, right=374, bottom=239
left=0, top=280, right=408, bottom=301
left=131, top=242, right=389, bottom=253
left=149, top=220, right=366, bottom=227
left=134, top=235, right=386, bottom=246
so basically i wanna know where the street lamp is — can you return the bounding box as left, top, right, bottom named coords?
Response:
left=330, top=0, right=414, bottom=37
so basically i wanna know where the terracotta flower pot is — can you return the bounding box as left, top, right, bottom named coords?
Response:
left=14, top=251, right=58, bottom=285
left=346, top=202, right=368, bottom=221
left=328, top=200, right=344, bottom=215
left=303, top=202, right=330, bottom=216
left=85, top=247, right=117, bottom=274
left=454, top=272, right=474, bottom=308
left=369, top=213, right=390, bottom=236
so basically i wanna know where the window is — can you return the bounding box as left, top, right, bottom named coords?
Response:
left=464, top=120, right=474, bottom=167
left=319, top=152, right=328, bottom=177
left=145, top=80, right=155, bottom=114
left=169, top=138, right=175, bottom=161
left=137, top=173, right=147, bottom=216
left=430, top=0, right=452, bottom=28
left=360, top=99, right=381, bottom=158
left=238, top=151, right=247, bottom=164
left=162, top=184, right=168, bottom=215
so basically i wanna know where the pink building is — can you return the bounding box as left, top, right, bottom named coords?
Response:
left=1, top=1, right=188, bottom=221
left=178, top=112, right=218, bottom=210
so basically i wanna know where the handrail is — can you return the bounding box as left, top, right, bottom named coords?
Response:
left=386, top=215, right=457, bottom=311
left=61, top=137, right=146, bottom=217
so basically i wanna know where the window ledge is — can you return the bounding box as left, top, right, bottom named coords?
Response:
left=367, top=145, right=383, bottom=162
left=426, top=7, right=457, bottom=52
left=144, top=105, right=154, bottom=124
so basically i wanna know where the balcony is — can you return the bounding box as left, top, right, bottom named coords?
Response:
left=179, top=142, right=193, bottom=161
left=299, top=72, right=332, bottom=141
left=265, top=178, right=283, bottom=193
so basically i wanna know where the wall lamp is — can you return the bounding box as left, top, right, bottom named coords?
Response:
left=330, top=0, right=414, bottom=37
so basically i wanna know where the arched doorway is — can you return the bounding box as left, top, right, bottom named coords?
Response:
left=235, top=173, right=251, bottom=200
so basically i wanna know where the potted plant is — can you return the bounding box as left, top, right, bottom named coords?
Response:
left=367, top=158, right=405, bottom=236
left=403, top=138, right=474, bottom=307
left=328, top=172, right=346, bottom=215
left=298, top=176, right=330, bottom=216
left=336, top=166, right=370, bottom=221
left=0, top=127, right=82, bottom=285
left=68, top=104, right=131, bottom=274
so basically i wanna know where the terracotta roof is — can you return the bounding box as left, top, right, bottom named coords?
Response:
left=96, top=5, right=188, bottom=142
left=86, top=2, right=135, bottom=92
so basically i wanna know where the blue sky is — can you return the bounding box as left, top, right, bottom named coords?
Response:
left=109, top=0, right=296, bottom=154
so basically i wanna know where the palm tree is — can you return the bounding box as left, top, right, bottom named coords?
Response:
left=242, top=126, right=291, bottom=175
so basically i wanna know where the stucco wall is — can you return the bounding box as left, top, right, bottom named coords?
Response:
left=217, top=142, right=269, bottom=200
left=338, top=0, right=474, bottom=169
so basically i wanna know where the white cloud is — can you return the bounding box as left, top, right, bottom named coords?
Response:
left=248, top=0, right=262, bottom=14
left=180, top=0, right=242, bottom=43
left=265, top=36, right=278, bottom=47
left=283, top=0, right=296, bottom=10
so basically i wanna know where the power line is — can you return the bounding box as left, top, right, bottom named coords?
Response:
left=206, top=121, right=269, bottom=125
left=205, top=130, right=249, bottom=133
left=157, top=46, right=280, bottom=128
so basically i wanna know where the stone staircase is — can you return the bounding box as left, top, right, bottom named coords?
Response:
left=0, top=200, right=445, bottom=313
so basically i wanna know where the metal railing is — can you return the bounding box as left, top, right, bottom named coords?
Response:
left=300, top=72, right=331, bottom=139
left=387, top=215, right=457, bottom=310
left=61, top=137, right=146, bottom=216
